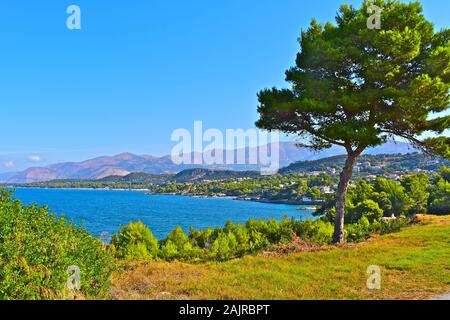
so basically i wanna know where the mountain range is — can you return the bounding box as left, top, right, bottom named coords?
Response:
left=0, top=141, right=414, bottom=183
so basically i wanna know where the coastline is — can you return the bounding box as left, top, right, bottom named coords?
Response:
left=5, top=186, right=320, bottom=209
left=8, top=186, right=150, bottom=192
left=234, top=197, right=323, bottom=206
left=150, top=192, right=322, bottom=208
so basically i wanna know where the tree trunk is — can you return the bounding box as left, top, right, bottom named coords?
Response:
left=333, top=152, right=360, bottom=244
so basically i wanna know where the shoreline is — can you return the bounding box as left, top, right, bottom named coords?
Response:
left=7, top=186, right=150, bottom=192
left=151, top=192, right=321, bottom=207
left=235, top=197, right=323, bottom=206
left=5, top=186, right=320, bottom=209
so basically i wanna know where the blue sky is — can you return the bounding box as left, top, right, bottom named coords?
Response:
left=0, top=0, right=449, bottom=172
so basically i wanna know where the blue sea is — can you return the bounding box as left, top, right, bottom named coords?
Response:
left=11, top=188, right=315, bottom=239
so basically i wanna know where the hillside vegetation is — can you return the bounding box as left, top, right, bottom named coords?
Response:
left=0, top=190, right=113, bottom=299
left=280, top=153, right=449, bottom=175
left=7, top=153, right=449, bottom=190
left=111, top=215, right=450, bottom=300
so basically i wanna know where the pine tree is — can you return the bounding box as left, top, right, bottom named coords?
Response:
left=256, top=0, right=450, bottom=243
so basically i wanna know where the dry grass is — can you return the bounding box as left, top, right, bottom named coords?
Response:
left=111, top=215, right=450, bottom=300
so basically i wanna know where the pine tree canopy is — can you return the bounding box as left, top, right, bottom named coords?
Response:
left=256, top=0, right=450, bottom=158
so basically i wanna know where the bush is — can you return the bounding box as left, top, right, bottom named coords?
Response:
left=245, top=219, right=270, bottom=251
left=346, top=216, right=411, bottom=242
left=292, top=219, right=334, bottom=244
left=233, top=224, right=251, bottom=254
left=112, top=221, right=159, bottom=260
left=308, top=220, right=334, bottom=244
left=346, top=199, right=384, bottom=224
left=378, top=217, right=411, bottom=235
left=346, top=217, right=372, bottom=242
left=210, top=232, right=238, bottom=261
left=0, top=190, right=113, bottom=299
left=159, top=241, right=178, bottom=261
left=429, top=198, right=450, bottom=215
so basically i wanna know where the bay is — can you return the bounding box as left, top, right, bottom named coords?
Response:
left=12, top=188, right=314, bottom=239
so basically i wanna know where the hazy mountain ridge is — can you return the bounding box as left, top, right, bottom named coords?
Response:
left=0, top=141, right=414, bottom=183
left=11, top=152, right=447, bottom=190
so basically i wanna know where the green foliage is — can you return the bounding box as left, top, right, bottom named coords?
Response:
left=293, top=218, right=334, bottom=244
left=112, top=215, right=384, bottom=263
left=281, top=153, right=449, bottom=176
left=377, top=217, right=412, bottom=235
left=256, top=0, right=449, bottom=157
left=347, top=199, right=384, bottom=224
left=255, top=0, right=450, bottom=242
left=160, top=226, right=202, bottom=261
left=112, top=221, right=159, bottom=260
left=346, top=217, right=372, bottom=243
left=159, top=241, right=178, bottom=261
left=428, top=167, right=450, bottom=215
left=440, top=166, right=450, bottom=182
left=111, top=170, right=448, bottom=265
left=429, top=196, right=450, bottom=216
left=318, top=168, right=450, bottom=221
left=0, top=190, right=113, bottom=299
left=401, top=174, right=430, bottom=215
left=112, top=206, right=413, bottom=263
left=210, top=232, right=238, bottom=261
left=152, top=174, right=336, bottom=202
left=373, top=178, right=413, bottom=217
left=346, top=216, right=411, bottom=242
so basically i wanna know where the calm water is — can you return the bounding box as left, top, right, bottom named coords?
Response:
left=11, top=188, right=314, bottom=239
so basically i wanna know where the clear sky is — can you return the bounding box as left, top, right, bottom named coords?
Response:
left=1, top=0, right=449, bottom=172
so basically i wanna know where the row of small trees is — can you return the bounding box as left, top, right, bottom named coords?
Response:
left=111, top=215, right=409, bottom=263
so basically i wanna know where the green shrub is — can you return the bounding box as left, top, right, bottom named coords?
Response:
left=159, top=226, right=204, bottom=261
left=112, top=213, right=411, bottom=264
left=159, top=240, right=178, bottom=261
left=0, top=190, right=113, bottom=299
left=308, top=220, right=334, bottom=244
left=346, top=217, right=372, bottom=242
left=347, top=199, right=384, bottom=224
left=378, top=217, right=411, bottom=235
left=233, top=224, right=250, bottom=254
left=210, top=232, right=238, bottom=261
left=279, top=217, right=296, bottom=243
left=429, top=198, right=450, bottom=215
left=112, top=221, right=159, bottom=260
left=246, top=219, right=270, bottom=252
left=346, top=216, right=411, bottom=242
left=189, top=226, right=214, bottom=249
left=292, top=219, right=333, bottom=244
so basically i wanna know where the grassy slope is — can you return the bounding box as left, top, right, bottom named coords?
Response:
left=111, top=215, right=450, bottom=300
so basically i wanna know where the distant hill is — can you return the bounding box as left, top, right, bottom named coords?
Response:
left=99, top=172, right=173, bottom=184
left=173, top=168, right=260, bottom=183
left=7, top=153, right=448, bottom=190
left=280, top=153, right=450, bottom=175
left=12, top=169, right=260, bottom=189
left=0, top=141, right=414, bottom=183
